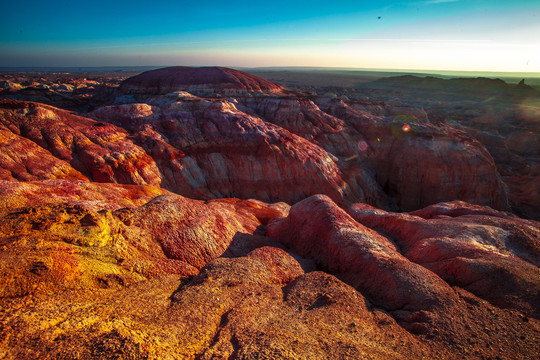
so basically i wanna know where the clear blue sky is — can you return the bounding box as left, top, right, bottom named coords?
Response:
left=1, top=0, right=539, bottom=71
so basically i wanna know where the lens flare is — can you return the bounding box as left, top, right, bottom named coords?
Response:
left=358, top=140, right=369, bottom=151
left=402, top=124, right=411, bottom=132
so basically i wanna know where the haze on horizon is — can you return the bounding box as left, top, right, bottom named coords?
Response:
left=1, top=0, right=539, bottom=73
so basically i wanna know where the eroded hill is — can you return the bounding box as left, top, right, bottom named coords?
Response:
left=0, top=67, right=538, bottom=359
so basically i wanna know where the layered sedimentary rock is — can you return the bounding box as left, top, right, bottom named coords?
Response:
left=2, top=68, right=538, bottom=218
left=90, top=90, right=508, bottom=211
left=119, top=66, right=287, bottom=96
left=0, top=181, right=286, bottom=299
left=267, top=195, right=460, bottom=312
left=0, top=99, right=161, bottom=186
left=0, top=179, right=168, bottom=211
left=1, top=66, right=512, bottom=213
left=89, top=98, right=360, bottom=204
left=1, top=188, right=538, bottom=359
left=348, top=75, right=539, bottom=219
left=465, top=126, right=540, bottom=220
left=316, top=98, right=508, bottom=211
left=0, top=98, right=359, bottom=206
left=241, top=95, right=508, bottom=211
left=1, top=67, right=538, bottom=359
left=349, top=200, right=540, bottom=318
left=0, top=126, right=86, bottom=182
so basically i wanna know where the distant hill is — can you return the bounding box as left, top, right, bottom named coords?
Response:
left=119, top=66, right=286, bottom=95
left=369, top=75, right=536, bottom=96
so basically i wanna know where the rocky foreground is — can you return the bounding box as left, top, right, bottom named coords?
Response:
left=0, top=67, right=539, bottom=359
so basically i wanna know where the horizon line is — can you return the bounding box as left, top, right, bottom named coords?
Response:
left=1, top=65, right=540, bottom=77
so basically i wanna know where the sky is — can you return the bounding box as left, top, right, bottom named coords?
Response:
left=1, top=0, right=539, bottom=72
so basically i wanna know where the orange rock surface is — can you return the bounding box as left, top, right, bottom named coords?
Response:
left=0, top=68, right=538, bottom=359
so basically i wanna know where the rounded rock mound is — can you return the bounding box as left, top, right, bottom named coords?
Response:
left=119, top=66, right=286, bottom=96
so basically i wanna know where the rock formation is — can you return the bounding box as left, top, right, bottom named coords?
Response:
left=0, top=68, right=514, bottom=214
left=119, top=66, right=287, bottom=96
left=0, top=67, right=538, bottom=359
left=371, top=75, right=513, bottom=95
left=267, top=195, right=460, bottom=312
left=1, top=186, right=538, bottom=359
left=349, top=200, right=540, bottom=318
left=0, top=99, right=161, bottom=186
left=88, top=98, right=357, bottom=205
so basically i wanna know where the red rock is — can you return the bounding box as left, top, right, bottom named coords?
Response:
left=119, top=194, right=263, bottom=269
left=245, top=246, right=306, bottom=284
left=168, top=253, right=436, bottom=360
left=506, top=173, right=540, bottom=220
left=241, top=97, right=346, bottom=142
left=1, top=183, right=538, bottom=358
left=0, top=185, right=290, bottom=298
left=468, top=129, right=539, bottom=220
left=3, top=71, right=511, bottom=213
left=0, top=179, right=169, bottom=211
left=408, top=200, right=509, bottom=219
left=0, top=98, right=363, bottom=207
left=349, top=201, right=540, bottom=317
left=90, top=98, right=360, bottom=205
left=466, top=133, right=539, bottom=222
left=267, top=194, right=458, bottom=311
left=207, top=197, right=290, bottom=225
left=238, top=97, right=391, bottom=207
left=0, top=127, right=86, bottom=182
left=1, top=68, right=538, bottom=359
left=119, top=66, right=287, bottom=96
left=238, top=94, right=508, bottom=211
left=317, top=98, right=509, bottom=211
left=506, top=131, right=540, bottom=157
left=0, top=199, right=199, bottom=298
left=0, top=99, right=161, bottom=186
left=114, top=193, right=293, bottom=270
